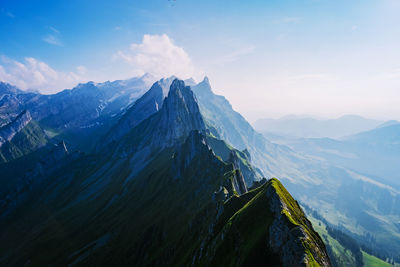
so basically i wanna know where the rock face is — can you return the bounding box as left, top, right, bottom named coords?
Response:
left=229, top=151, right=249, bottom=194
left=102, top=77, right=174, bottom=146
left=155, top=79, right=206, bottom=147
left=172, top=130, right=218, bottom=180
left=0, top=110, right=32, bottom=147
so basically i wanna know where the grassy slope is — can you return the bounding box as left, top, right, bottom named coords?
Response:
left=308, top=215, right=357, bottom=266
left=362, top=251, right=398, bottom=267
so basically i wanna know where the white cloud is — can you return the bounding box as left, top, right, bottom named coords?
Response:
left=0, top=56, right=86, bottom=94
left=113, top=34, right=194, bottom=79
left=43, top=34, right=63, bottom=46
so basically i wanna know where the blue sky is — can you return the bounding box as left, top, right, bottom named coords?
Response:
left=1, top=0, right=400, bottom=121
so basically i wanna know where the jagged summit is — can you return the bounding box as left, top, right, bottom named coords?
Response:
left=194, top=76, right=213, bottom=95
left=111, top=78, right=206, bottom=156
left=156, top=79, right=206, bottom=145
left=201, top=76, right=210, bottom=85
left=102, top=77, right=183, bottom=147
left=183, top=77, right=196, bottom=86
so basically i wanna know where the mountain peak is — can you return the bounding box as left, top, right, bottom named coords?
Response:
left=184, top=77, right=196, bottom=86
left=192, top=76, right=213, bottom=96
left=202, top=76, right=210, bottom=85
left=155, top=79, right=206, bottom=147
left=169, top=78, right=185, bottom=94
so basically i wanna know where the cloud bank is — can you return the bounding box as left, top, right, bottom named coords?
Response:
left=0, top=56, right=85, bottom=94
left=113, top=34, right=194, bottom=79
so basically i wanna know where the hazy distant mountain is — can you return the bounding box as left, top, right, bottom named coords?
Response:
left=285, top=123, right=400, bottom=188
left=0, top=79, right=329, bottom=266
left=253, top=115, right=383, bottom=139
left=375, top=119, right=399, bottom=129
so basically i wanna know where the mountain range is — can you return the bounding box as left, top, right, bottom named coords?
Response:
left=0, top=74, right=399, bottom=266
left=0, top=77, right=331, bottom=266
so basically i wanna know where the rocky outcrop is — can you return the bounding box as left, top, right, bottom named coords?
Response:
left=200, top=178, right=331, bottom=267
left=266, top=179, right=331, bottom=267
left=229, top=151, right=248, bottom=194
left=0, top=110, right=32, bottom=147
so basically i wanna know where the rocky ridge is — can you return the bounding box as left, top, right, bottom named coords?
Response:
left=0, top=110, right=32, bottom=147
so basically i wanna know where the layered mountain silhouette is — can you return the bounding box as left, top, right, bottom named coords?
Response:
left=0, top=78, right=330, bottom=266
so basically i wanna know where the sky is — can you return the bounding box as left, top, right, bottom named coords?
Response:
left=1, top=0, right=400, bottom=122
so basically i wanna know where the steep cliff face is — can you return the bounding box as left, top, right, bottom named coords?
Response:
left=205, top=135, right=263, bottom=186
left=102, top=77, right=174, bottom=146
left=0, top=110, right=32, bottom=147
left=153, top=79, right=206, bottom=147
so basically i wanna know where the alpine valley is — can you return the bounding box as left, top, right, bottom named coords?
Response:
left=0, top=75, right=398, bottom=266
